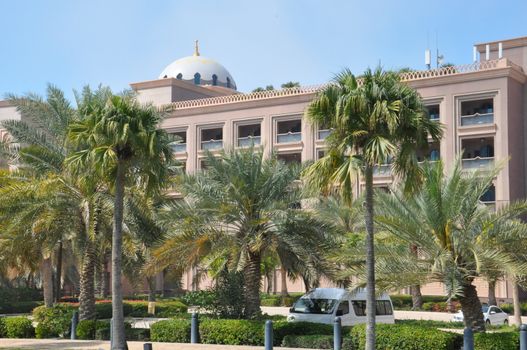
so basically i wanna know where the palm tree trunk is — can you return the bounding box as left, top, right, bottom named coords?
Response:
left=512, top=279, right=522, bottom=326
left=111, top=161, right=127, bottom=350
left=54, top=241, right=63, bottom=303
left=409, top=244, right=422, bottom=310
left=79, top=243, right=97, bottom=321
left=459, top=282, right=485, bottom=332
left=244, top=252, right=262, bottom=319
left=41, top=257, right=54, bottom=307
left=364, top=165, right=376, bottom=350
left=102, top=254, right=110, bottom=298
left=280, top=265, right=289, bottom=299
left=487, top=280, right=497, bottom=306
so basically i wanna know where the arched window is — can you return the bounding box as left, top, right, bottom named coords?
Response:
left=194, top=73, right=201, bottom=85
left=226, top=77, right=231, bottom=88
left=176, top=73, right=183, bottom=80
left=212, top=74, right=218, bottom=86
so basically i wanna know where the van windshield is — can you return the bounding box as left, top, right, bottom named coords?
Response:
left=291, top=298, right=338, bottom=314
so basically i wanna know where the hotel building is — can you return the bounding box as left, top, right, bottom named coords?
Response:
left=2, top=36, right=527, bottom=301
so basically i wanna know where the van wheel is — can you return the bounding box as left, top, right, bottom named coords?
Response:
left=504, top=319, right=509, bottom=325
left=486, top=319, right=491, bottom=325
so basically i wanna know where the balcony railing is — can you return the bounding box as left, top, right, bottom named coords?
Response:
left=277, top=131, right=301, bottom=143
left=461, top=157, right=494, bottom=170
left=170, top=142, right=186, bottom=153
left=317, top=129, right=332, bottom=140
left=373, top=164, right=392, bottom=176
left=460, top=112, right=494, bottom=126
left=201, top=139, right=223, bottom=150
left=238, top=135, right=261, bottom=147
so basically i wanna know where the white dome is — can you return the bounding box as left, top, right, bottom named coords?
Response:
left=159, top=45, right=236, bottom=90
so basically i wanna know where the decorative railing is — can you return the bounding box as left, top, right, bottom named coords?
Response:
left=238, top=135, right=261, bottom=147
left=201, top=139, right=223, bottom=150
left=170, top=59, right=516, bottom=110
left=317, top=129, right=332, bottom=140
left=277, top=131, right=301, bottom=143
left=461, top=157, right=494, bottom=170
left=170, top=142, right=186, bottom=153
left=460, top=112, right=494, bottom=126
left=373, top=164, right=392, bottom=176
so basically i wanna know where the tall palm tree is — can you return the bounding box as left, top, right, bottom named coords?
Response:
left=303, top=67, right=441, bottom=349
left=66, top=95, right=173, bottom=350
left=153, top=148, right=335, bottom=318
left=372, top=160, right=527, bottom=331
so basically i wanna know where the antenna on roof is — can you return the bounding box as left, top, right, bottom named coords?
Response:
left=436, top=31, right=444, bottom=68
left=425, top=32, right=431, bottom=70
left=194, top=40, right=200, bottom=56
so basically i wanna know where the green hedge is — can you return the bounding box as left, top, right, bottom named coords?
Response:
left=76, top=320, right=109, bottom=340
left=150, top=319, right=190, bottom=343
left=33, top=304, right=74, bottom=338
left=92, top=300, right=187, bottom=319
left=281, top=334, right=356, bottom=349
left=0, top=288, right=42, bottom=302
left=4, top=317, right=35, bottom=338
left=350, top=324, right=462, bottom=350
left=395, top=319, right=465, bottom=329
left=200, top=319, right=263, bottom=345
left=0, top=318, right=5, bottom=337
left=474, top=331, right=518, bottom=350
left=0, top=301, right=43, bottom=314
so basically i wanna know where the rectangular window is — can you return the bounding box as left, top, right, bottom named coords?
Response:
left=352, top=300, right=366, bottom=316
left=352, top=300, right=393, bottom=316
left=337, top=301, right=350, bottom=315
left=277, top=152, right=301, bottom=164
left=460, top=98, right=494, bottom=126
left=238, top=123, right=261, bottom=147
left=201, top=127, right=223, bottom=150
left=277, top=119, right=302, bottom=143
left=425, top=105, right=440, bottom=121
left=170, top=131, right=187, bottom=153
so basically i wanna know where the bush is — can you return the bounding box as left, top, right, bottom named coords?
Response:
left=76, top=320, right=109, bottom=340
left=126, top=328, right=150, bottom=341
left=33, top=304, right=74, bottom=338
left=474, top=331, right=518, bottom=350
left=4, top=317, right=35, bottom=338
left=396, top=319, right=465, bottom=329
left=200, top=319, right=263, bottom=345
left=181, top=290, right=216, bottom=308
left=0, top=288, right=42, bottom=303
left=281, top=334, right=355, bottom=349
left=91, top=300, right=187, bottom=319
left=0, top=301, right=43, bottom=314
left=350, top=324, right=462, bottom=350
left=273, top=321, right=334, bottom=345
left=0, top=318, right=5, bottom=338
left=150, top=319, right=190, bottom=343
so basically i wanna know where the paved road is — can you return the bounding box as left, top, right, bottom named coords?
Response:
left=0, top=339, right=305, bottom=350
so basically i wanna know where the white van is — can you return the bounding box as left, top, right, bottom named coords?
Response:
left=286, top=288, right=395, bottom=326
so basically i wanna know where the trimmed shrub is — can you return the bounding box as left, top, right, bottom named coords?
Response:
left=76, top=320, right=110, bottom=340
left=474, top=331, right=518, bottom=350
left=273, top=321, right=334, bottom=345
left=4, top=317, right=35, bottom=338
left=0, top=301, right=43, bottom=314
left=0, top=317, right=5, bottom=338
left=0, top=288, right=42, bottom=302
left=199, top=319, right=263, bottom=345
left=92, top=300, right=187, bottom=319
left=33, top=304, right=75, bottom=338
left=126, top=328, right=150, bottom=341
left=150, top=319, right=190, bottom=343
left=395, top=319, right=465, bottom=329
left=281, top=334, right=355, bottom=349
left=181, top=290, right=216, bottom=308
left=350, top=324, right=462, bottom=350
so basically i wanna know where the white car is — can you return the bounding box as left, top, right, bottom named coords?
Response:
left=452, top=305, right=509, bottom=325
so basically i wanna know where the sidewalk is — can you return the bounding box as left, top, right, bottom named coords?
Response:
left=0, top=339, right=308, bottom=350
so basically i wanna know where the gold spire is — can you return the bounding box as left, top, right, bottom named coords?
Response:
left=194, top=40, right=200, bottom=56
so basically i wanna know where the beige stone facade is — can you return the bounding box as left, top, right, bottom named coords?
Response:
left=1, top=36, right=527, bottom=301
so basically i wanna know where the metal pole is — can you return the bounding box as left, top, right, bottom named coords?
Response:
left=70, top=311, right=79, bottom=340
left=520, top=324, right=527, bottom=350
left=191, top=312, right=199, bottom=344
left=265, top=320, right=273, bottom=350
left=143, top=343, right=153, bottom=350
left=334, top=317, right=342, bottom=350
left=463, top=327, right=474, bottom=350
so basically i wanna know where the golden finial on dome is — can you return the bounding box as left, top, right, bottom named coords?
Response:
left=194, top=40, right=200, bottom=56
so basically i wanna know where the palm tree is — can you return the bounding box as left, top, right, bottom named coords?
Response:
left=303, top=67, right=442, bottom=349
left=66, top=95, right=173, bottom=349
left=372, top=160, right=527, bottom=331
left=153, top=148, right=335, bottom=318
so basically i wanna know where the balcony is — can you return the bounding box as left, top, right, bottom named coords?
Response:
left=277, top=131, right=301, bottom=143
left=201, top=139, right=223, bottom=150
left=460, top=112, right=494, bottom=126
left=170, top=142, right=187, bottom=153
left=460, top=98, right=494, bottom=126
left=462, top=157, right=494, bottom=170
left=238, top=135, right=261, bottom=147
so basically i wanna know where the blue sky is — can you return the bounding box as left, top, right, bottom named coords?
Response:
left=1, top=0, right=525, bottom=100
